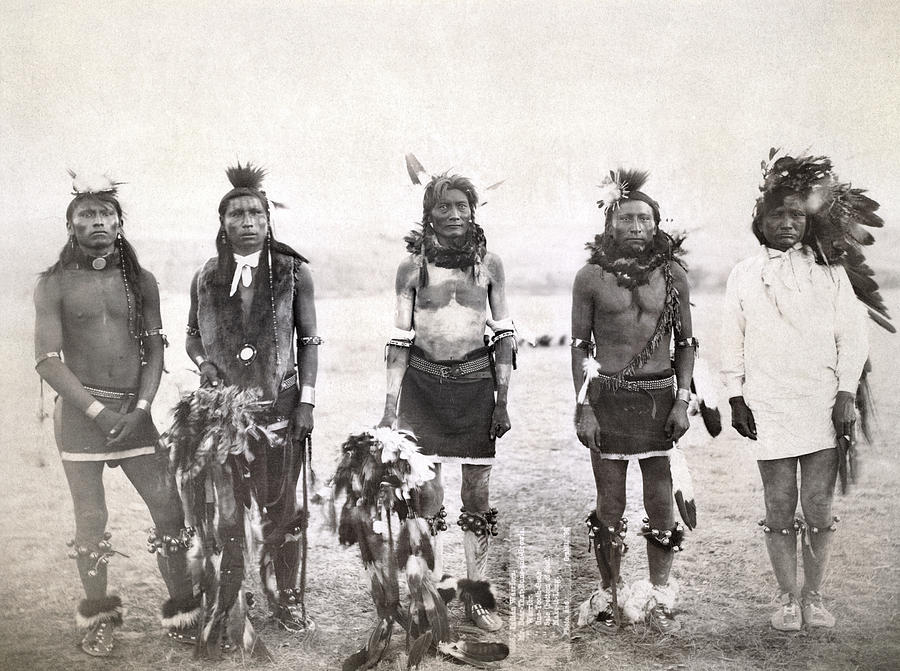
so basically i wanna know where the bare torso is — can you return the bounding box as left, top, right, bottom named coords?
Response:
left=398, top=255, right=503, bottom=360
left=580, top=264, right=673, bottom=374
left=52, top=268, right=143, bottom=386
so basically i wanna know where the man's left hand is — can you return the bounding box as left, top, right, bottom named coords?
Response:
left=106, top=410, right=146, bottom=446
left=832, top=391, right=856, bottom=442
left=490, top=404, right=511, bottom=440
left=664, top=402, right=690, bottom=441
left=292, top=403, right=314, bottom=444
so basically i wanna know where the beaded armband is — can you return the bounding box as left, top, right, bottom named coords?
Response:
left=674, top=337, right=699, bottom=353
left=299, top=336, right=324, bottom=346
left=571, top=337, right=596, bottom=356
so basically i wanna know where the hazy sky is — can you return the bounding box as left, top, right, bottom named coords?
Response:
left=2, top=0, right=898, bottom=292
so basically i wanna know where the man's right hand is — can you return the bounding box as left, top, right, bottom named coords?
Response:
left=729, top=396, right=757, bottom=440
left=199, top=361, right=221, bottom=388
left=95, top=408, right=125, bottom=438
left=575, top=404, right=602, bottom=452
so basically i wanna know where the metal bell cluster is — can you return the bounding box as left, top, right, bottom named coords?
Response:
left=65, top=531, right=119, bottom=576
left=641, top=518, right=684, bottom=552
left=146, top=526, right=195, bottom=554
left=458, top=507, right=499, bottom=537
left=425, top=505, right=449, bottom=536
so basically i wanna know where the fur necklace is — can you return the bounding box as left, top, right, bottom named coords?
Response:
left=586, top=231, right=683, bottom=289
left=405, top=223, right=487, bottom=269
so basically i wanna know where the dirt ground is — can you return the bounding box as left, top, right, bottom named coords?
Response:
left=1, top=290, right=898, bottom=671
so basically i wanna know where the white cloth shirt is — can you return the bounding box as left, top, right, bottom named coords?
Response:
left=720, top=244, right=869, bottom=460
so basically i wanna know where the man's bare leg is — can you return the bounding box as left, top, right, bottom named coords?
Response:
left=798, top=448, right=839, bottom=627
left=418, top=464, right=445, bottom=581
left=589, top=452, right=627, bottom=588
left=62, top=460, right=123, bottom=655
left=121, top=453, right=199, bottom=637
left=758, top=456, right=802, bottom=630
left=62, top=461, right=110, bottom=599
left=460, top=464, right=492, bottom=580
left=639, top=456, right=675, bottom=587
left=459, top=464, right=501, bottom=631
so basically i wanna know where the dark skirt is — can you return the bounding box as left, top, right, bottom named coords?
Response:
left=398, top=349, right=496, bottom=463
left=55, top=385, right=159, bottom=461
left=586, top=371, right=675, bottom=459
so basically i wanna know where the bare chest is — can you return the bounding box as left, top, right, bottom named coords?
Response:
left=593, top=271, right=667, bottom=317
left=61, top=271, right=131, bottom=326
left=415, top=267, right=488, bottom=313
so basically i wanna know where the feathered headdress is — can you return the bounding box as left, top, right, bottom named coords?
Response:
left=68, top=170, right=124, bottom=196
left=596, top=169, right=660, bottom=224
left=755, top=148, right=893, bottom=333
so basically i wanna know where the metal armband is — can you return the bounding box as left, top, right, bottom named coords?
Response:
left=142, top=327, right=169, bottom=347
left=385, top=327, right=415, bottom=359
left=35, top=351, right=61, bottom=368
left=299, top=336, right=324, bottom=347
left=570, top=337, right=595, bottom=356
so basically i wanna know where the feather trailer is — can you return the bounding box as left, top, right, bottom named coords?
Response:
left=406, top=631, right=433, bottom=670
left=689, top=357, right=722, bottom=437
left=577, top=358, right=601, bottom=404
left=669, top=448, right=697, bottom=530
left=405, top=153, right=429, bottom=185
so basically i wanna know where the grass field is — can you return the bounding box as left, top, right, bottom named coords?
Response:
left=0, top=289, right=898, bottom=670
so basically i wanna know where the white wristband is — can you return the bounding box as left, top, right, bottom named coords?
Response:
left=675, top=388, right=691, bottom=403
left=300, top=386, right=316, bottom=406
left=85, top=400, right=105, bottom=420
left=135, top=399, right=151, bottom=413
left=194, top=355, right=207, bottom=368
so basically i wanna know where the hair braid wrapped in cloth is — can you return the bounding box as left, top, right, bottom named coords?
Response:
left=331, top=427, right=509, bottom=670
left=161, top=385, right=278, bottom=661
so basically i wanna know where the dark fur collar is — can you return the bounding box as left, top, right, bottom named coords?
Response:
left=586, top=231, right=685, bottom=289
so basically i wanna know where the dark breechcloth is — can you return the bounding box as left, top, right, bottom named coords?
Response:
left=55, top=384, right=159, bottom=461
left=586, top=369, right=676, bottom=460
left=398, top=346, right=496, bottom=463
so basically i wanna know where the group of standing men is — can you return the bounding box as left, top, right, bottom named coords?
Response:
left=34, top=151, right=875, bottom=658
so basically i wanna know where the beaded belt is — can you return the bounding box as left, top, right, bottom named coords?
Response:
left=408, top=352, right=492, bottom=379
left=83, top=385, right=136, bottom=400
left=595, top=372, right=675, bottom=392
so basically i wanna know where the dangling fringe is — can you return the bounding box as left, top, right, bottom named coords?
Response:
left=594, top=261, right=680, bottom=391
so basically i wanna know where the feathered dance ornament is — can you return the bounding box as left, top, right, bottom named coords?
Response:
left=163, top=385, right=276, bottom=661
left=669, top=448, right=696, bottom=530
left=757, top=149, right=893, bottom=333
left=68, top=169, right=124, bottom=196
left=223, top=161, right=286, bottom=209
left=596, top=169, right=650, bottom=216
left=332, top=428, right=507, bottom=669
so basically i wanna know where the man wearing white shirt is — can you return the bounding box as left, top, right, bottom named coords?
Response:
left=186, top=163, right=319, bottom=633
left=721, top=153, right=869, bottom=632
